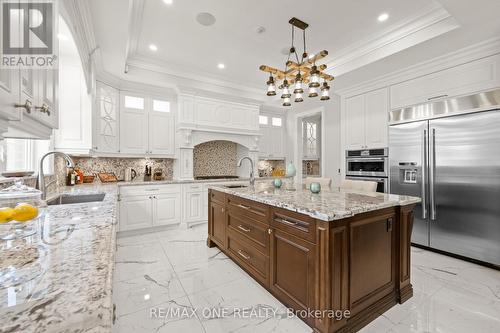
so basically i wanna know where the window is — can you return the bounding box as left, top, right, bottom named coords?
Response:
left=153, top=99, right=170, bottom=113
left=1, top=139, right=52, bottom=174
left=272, top=117, right=282, bottom=127
left=259, top=115, right=268, bottom=125
left=124, top=95, right=144, bottom=109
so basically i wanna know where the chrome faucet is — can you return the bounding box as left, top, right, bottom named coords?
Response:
left=38, top=151, right=75, bottom=200
left=237, top=156, right=255, bottom=186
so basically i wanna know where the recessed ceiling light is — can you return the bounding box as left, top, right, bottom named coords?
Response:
left=217, top=63, right=225, bottom=69
left=149, top=44, right=158, bottom=51
left=196, top=12, right=216, bottom=26
left=57, top=33, right=68, bottom=41
left=378, top=13, right=389, bottom=22
left=255, top=26, right=266, bottom=34
left=163, top=0, right=173, bottom=4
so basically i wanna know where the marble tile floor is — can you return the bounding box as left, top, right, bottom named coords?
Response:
left=113, top=224, right=500, bottom=333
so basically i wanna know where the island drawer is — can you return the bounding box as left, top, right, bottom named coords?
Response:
left=271, top=208, right=316, bottom=243
left=227, top=211, right=269, bottom=252
left=227, top=195, right=269, bottom=224
left=210, top=190, right=225, bottom=204
left=227, top=230, right=269, bottom=285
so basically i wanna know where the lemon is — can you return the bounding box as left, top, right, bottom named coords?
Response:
left=12, top=203, right=39, bottom=222
left=0, top=207, right=15, bottom=223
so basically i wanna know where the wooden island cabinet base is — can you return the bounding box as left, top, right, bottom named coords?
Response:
left=207, top=189, right=416, bottom=333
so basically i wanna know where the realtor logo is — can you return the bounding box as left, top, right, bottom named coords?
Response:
left=3, top=1, right=53, bottom=54
left=2, top=1, right=56, bottom=68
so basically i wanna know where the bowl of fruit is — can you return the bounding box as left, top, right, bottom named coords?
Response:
left=0, top=181, right=45, bottom=241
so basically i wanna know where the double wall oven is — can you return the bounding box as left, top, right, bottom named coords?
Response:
left=345, top=148, right=388, bottom=193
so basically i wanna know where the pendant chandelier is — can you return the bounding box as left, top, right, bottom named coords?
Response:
left=260, top=17, right=334, bottom=106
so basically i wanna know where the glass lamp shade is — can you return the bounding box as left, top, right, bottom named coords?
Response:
left=308, top=86, right=318, bottom=98
left=320, top=82, right=330, bottom=101
left=294, top=92, right=303, bottom=102
left=282, top=97, right=291, bottom=107
left=293, top=80, right=303, bottom=94
left=266, top=76, right=276, bottom=96
left=281, top=86, right=291, bottom=99
left=309, top=66, right=321, bottom=88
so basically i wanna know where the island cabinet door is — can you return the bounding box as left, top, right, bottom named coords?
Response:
left=209, top=200, right=226, bottom=248
left=349, top=212, right=396, bottom=316
left=269, top=228, right=316, bottom=325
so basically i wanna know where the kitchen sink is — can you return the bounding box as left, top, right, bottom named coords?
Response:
left=47, top=193, right=106, bottom=206
left=223, top=185, right=248, bottom=189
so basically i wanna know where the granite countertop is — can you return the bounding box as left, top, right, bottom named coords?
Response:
left=208, top=183, right=421, bottom=221
left=117, top=176, right=289, bottom=187
left=0, top=183, right=118, bottom=333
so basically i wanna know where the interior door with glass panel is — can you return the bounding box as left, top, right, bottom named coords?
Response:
left=389, top=120, right=429, bottom=246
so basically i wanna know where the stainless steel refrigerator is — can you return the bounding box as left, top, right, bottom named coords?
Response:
left=389, top=89, right=500, bottom=267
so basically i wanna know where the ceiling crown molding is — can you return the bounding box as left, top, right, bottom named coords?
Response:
left=325, top=3, right=460, bottom=77
left=124, top=0, right=145, bottom=68
left=335, top=36, right=500, bottom=97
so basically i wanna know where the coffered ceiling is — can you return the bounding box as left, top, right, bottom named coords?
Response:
left=86, top=0, right=500, bottom=100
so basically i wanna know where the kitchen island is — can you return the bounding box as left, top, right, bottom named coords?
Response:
left=207, top=183, right=420, bottom=333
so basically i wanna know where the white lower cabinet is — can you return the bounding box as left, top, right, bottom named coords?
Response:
left=182, top=183, right=204, bottom=224
left=119, top=195, right=153, bottom=231
left=119, top=185, right=181, bottom=231
left=154, top=193, right=181, bottom=226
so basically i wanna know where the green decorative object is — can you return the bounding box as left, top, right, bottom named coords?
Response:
left=286, top=161, right=296, bottom=177
left=273, top=178, right=283, bottom=188
left=310, top=182, right=321, bottom=193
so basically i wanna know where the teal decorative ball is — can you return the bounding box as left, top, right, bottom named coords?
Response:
left=273, top=178, right=283, bottom=188
left=310, top=182, right=321, bottom=193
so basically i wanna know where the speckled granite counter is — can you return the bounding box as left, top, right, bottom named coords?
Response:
left=208, top=183, right=421, bottom=221
left=117, top=176, right=289, bottom=187
left=0, top=183, right=118, bottom=333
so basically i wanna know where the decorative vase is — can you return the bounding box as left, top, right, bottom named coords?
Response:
left=273, top=178, right=283, bottom=188
left=310, top=182, right=321, bottom=193
left=286, top=161, right=296, bottom=177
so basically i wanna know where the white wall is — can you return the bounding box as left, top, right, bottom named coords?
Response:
left=283, top=94, right=341, bottom=186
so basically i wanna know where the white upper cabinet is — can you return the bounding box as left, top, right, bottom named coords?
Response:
left=344, top=88, right=388, bottom=150
left=0, top=69, right=21, bottom=121
left=119, top=93, right=175, bottom=156
left=390, top=54, right=500, bottom=109
left=120, top=93, right=149, bottom=154
left=149, top=99, right=175, bottom=155
left=93, top=82, right=119, bottom=153
left=32, top=68, right=59, bottom=128
left=345, top=95, right=365, bottom=150
left=259, top=114, right=285, bottom=158
left=364, top=89, right=389, bottom=148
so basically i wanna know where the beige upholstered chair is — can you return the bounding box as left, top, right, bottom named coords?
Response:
left=340, top=179, right=377, bottom=192
left=304, top=177, right=332, bottom=189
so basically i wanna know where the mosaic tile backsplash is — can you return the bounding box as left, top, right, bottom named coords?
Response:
left=66, top=157, right=174, bottom=181
left=193, top=140, right=237, bottom=177
left=257, top=159, right=286, bottom=177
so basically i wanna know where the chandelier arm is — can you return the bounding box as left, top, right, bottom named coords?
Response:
left=303, top=29, right=307, bottom=61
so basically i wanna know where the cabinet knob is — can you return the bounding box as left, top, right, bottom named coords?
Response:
left=35, top=103, right=50, bottom=116
left=268, top=228, right=272, bottom=234
left=14, top=99, right=33, bottom=113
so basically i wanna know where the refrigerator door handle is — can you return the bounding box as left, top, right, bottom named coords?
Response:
left=421, top=129, right=427, bottom=219
left=430, top=128, right=437, bottom=220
